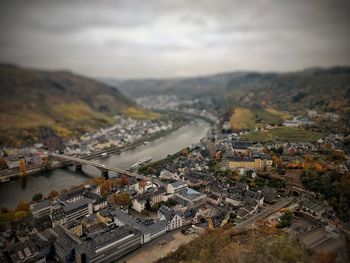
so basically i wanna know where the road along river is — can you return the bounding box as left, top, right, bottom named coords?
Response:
left=0, top=119, right=210, bottom=208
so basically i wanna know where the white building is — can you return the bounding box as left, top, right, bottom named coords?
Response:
left=158, top=205, right=183, bottom=231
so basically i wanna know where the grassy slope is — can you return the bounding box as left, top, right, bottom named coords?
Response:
left=230, top=107, right=283, bottom=130
left=0, top=65, right=157, bottom=147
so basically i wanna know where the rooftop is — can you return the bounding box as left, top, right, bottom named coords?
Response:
left=62, top=198, right=93, bottom=213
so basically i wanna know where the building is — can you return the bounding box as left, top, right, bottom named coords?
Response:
left=158, top=205, right=183, bottom=231
left=231, top=141, right=252, bottom=154
left=151, top=186, right=166, bottom=205
left=223, top=153, right=272, bottom=171
left=58, top=185, right=101, bottom=204
left=166, top=181, right=188, bottom=194
left=6, top=229, right=56, bottom=263
left=300, top=199, right=327, bottom=220
left=261, top=186, right=278, bottom=204
left=31, top=200, right=52, bottom=219
left=111, top=208, right=167, bottom=244
left=50, top=206, right=67, bottom=227
left=208, top=136, right=216, bottom=158
left=51, top=198, right=93, bottom=227
left=54, top=224, right=142, bottom=263
left=62, top=198, right=94, bottom=222
left=225, top=193, right=242, bottom=207
left=224, top=156, right=257, bottom=170
left=85, top=192, right=107, bottom=212
left=174, top=188, right=207, bottom=208
left=132, top=198, right=146, bottom=213
left=206, top=192, right=222, bottom=206
left=236, top=205, right=257, bottom=220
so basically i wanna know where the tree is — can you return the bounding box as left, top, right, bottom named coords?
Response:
left=121, top=175, right=129, bottom=185
left=139, top=180, right=147, bottom=191
left=331, top=150, right=345, bottom=160
left=277, top=210, right=293, bottom=228
left=16, top=202, right=29, bottom=212
left=19, top=159, right=28, bottom=177
left=32, top=193, right=43, bottom=202
left=304, top=154, right=313, bottom=162
left=114, top=192, right=130, bottom=206
left=314, top=162, right=325, bottom=173
left=272, top=156, right=283, bottom=168
left=315, top=252, right=336, bottom=263
left=0, top=158, right=8, bottom=169
left=47, top=190, right=59, bottom=200
left=14, top=211, right=28, bottom=220
left=145, top=198, right=152, bottom=211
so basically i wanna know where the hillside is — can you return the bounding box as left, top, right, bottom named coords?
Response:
left=0, top=65, right=152, bottom=147
left=225, top=67, right=350, bottom=114
left=158, top=227, right=314, bottom=263
left=108, top=67, right=350, bottom=134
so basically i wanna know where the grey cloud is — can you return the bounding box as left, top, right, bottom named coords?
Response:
left=0, top=0, right=349, bottom=78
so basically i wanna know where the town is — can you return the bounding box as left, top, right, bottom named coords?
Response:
left=0, top=104, right=349, bottom=263
left=0, top=114, right=177, bottom=182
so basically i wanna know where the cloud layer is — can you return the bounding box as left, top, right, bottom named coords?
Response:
left=0, top=0, right=349, bottom=78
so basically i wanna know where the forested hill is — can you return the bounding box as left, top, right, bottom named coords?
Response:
left=108, top=66, right=350, bottom=134
left=0, top=65, right=139, bottom=147
left=225, top=67, right=350, bottom=113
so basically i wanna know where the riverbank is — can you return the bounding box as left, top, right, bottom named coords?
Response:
left=0, top=119, right=211, bottom=208
left=0, top=118, right=186, bottom=183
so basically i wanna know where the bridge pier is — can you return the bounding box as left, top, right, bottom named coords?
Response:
left=100, top=169, right=109, bottom=179
left=75, top=164, right=82, bottom=172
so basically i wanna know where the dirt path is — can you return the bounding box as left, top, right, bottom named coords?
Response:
left=119, top=230, right=197, bottom=263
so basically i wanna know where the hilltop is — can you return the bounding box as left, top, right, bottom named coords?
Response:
left=0, top=65, right=156, bottom=147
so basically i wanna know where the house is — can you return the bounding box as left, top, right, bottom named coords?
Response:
left=300, top=199, right=327, bottom=220
left=84, top=192, right=107, bottom=212
left=132, top=198, right=146, bottom=213
left=160, top=169, right=179, bottom=180
left=225, top=193, right=242, bottom=207
left=261, top=186, right=278, bottom=204
left=233, top=182, right=249, bottom=194
left=207, top=192, right=222, bottom=206
left=231, top=141, right=252, bottom=154
left=59, top=185, right=102, bottom=204
left=250, top=143, right=264, bottom=152
left=6, top=229, right=56, bottom=263
left=166, top=180, right=188, bottom=194
left=151, top=186, right=166, bottom=205
left=236, top=205, right=257, bottom=220
left=182, top=208, right=199, bottom=225
left=244, top=190, right=264, bottom=207
left=158, top=205, right=183, bottom=231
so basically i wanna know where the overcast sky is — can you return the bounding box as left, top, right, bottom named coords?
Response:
left=0, top=0, right=349, bottom=78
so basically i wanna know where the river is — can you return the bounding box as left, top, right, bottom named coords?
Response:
left=0, top=119, right=210, bottom=208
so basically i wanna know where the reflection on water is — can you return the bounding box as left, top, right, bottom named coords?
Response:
left=0, top=119, right=210, bottom=208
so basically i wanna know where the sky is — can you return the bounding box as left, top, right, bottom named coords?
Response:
left=0, top=0, right=349, bottom=79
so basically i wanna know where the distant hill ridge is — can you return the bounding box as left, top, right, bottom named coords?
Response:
left=0, top=64, right=139, bottom=147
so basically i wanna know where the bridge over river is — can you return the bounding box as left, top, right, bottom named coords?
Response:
left=50, top=153, right=153, bottom=179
